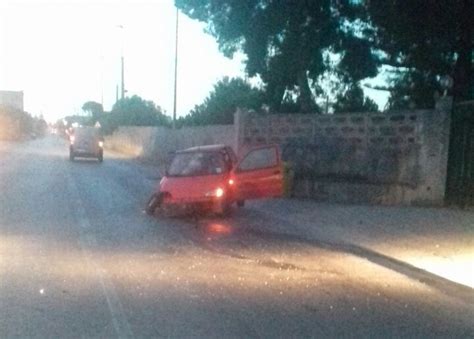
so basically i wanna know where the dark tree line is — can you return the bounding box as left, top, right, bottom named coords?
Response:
left=176, top=0, right=473, bottom=113
left=70, top=1, right=472, bottom=129
left=0, top=105, right=47, bottom=140
left=177, top=77, right=264, bottom=126
left=60, top=96, right=171, bottom=135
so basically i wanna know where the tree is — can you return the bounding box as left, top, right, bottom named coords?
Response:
left=384, top=69, right=441, bottom=110
left=0, top=105, right=35, bottom=139
left=63, top=115, right=93, bottom=128
left=333, top=84, right=379, bottom=113
left=176, top=0, right=379, bottom=112
left=365, top=0, right=473, bottom=104
left=179, top=77, right=264, bottom=126
left=100, top=95, right=170, bottom=134
left=82, top=101, right=103, bottom=122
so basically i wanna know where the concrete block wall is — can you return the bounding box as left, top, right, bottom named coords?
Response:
left=105, top=125, right=235, bottom=163
left=106, top=126, right=172, bottom=161
left=105, top=98, right=451, bottom=206
left=236, top=99, right=451, bottom=205
left=174, top=125, right=236, bottom=151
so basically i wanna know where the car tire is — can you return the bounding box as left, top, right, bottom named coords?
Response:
left=145, top=193, right=162, bottom=216
left=237, top=200, right=245, bottom=207
left=217, top=199, right=232, bottom=217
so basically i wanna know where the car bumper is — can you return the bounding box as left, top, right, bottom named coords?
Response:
left=71, top=146, right=102, bottom=158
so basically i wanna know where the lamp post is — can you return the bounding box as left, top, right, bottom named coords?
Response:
left=117, top=25, right=125, bottom=101
left=172, top=8, right=179, bottom=129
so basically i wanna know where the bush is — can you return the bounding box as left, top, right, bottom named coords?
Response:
left=0, top=105, right=37, bottom=140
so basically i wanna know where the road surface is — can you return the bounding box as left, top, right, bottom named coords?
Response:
left=1, top=136, right=473, bottom=338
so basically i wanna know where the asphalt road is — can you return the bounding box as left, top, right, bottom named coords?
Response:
left=1, top=136, right=473, bottom=338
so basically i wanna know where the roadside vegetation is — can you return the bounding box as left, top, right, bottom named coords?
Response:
left=58, top=95, right=171, bottom=135
left=176, top=0, right=472, bottom=110
left=64, top=0, right=472, bottom=130
left=0, top=105, right=47, bottom=141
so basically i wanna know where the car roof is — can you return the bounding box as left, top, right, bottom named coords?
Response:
left=177, top=144, right=230, bottom=153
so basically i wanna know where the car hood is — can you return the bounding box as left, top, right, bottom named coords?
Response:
left=160, top=175, right=227, bottom=202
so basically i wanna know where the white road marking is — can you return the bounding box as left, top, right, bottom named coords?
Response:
left=68, top=175, right=133, bottom=339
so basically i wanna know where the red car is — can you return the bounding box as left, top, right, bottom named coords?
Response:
left=145, top=144, right=283, bottom=217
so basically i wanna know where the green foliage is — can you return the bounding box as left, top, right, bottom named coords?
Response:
left=176, top=0, right=379, bottom=112
left=64, top=115, right=93, bottom=127
left=177, top=0, right=472, bottom=111
left=385, top=70, right=441, bottom=110
left=99, top=95, right=171, bottom=134
left=178, top=77, right=264, bottom=126
left=0, top=105, right=45, bottom=140
left=82, top=101, right=104, bottom=122
left=333, top=84, right=379, bottom=113
left=366, top=0, right=473, bottom=104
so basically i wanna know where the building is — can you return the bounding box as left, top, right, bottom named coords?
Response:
left=0, top=90, right=24, bottom=111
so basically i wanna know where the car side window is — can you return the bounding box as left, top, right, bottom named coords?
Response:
left=238, top=147, right=277, bottom=171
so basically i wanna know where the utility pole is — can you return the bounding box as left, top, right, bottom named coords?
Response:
left=172, top=7, right=179, bottom=129
left=121, top=55, right=125, bottom=100
left=117, top=25, right=125, bottom=101
left=100, top=55, right=104, bottom=107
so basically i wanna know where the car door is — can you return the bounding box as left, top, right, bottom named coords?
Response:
left=232, top=145, right=283, bottom=200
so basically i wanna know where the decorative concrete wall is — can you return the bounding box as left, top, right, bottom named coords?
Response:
left=235, top=98, right=451, bottom=205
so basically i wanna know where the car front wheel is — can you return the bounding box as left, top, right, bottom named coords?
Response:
left=216, top=199, right=232, bottom=217
left=145, top=193, right=162, bottom=216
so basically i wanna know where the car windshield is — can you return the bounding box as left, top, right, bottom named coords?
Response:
left=168, top=151, right=226, bottom=176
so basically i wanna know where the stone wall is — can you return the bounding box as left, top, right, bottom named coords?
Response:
left=105, top=125, right=235, bottom=163
left=106, top=99, right=451, bottom=205
left=235, top=98, right=451, bottom=205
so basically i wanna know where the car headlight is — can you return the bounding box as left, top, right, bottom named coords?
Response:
left=205, top=187, right=224, bottom=198
left=98, top=141, right=104, bottom=148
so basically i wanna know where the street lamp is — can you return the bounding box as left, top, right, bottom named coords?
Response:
left=172, top=8, right=179, bottom=129
left=117, top=24, right=126, bottom=101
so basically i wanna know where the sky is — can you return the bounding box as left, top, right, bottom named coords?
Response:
left=0, top=0, right=388, bottom=123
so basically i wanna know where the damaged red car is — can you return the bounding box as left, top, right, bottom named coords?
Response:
left=145, top=144, right=283, bottom=217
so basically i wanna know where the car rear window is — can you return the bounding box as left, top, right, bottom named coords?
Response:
left=75, top=128, right=100, bottom=139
